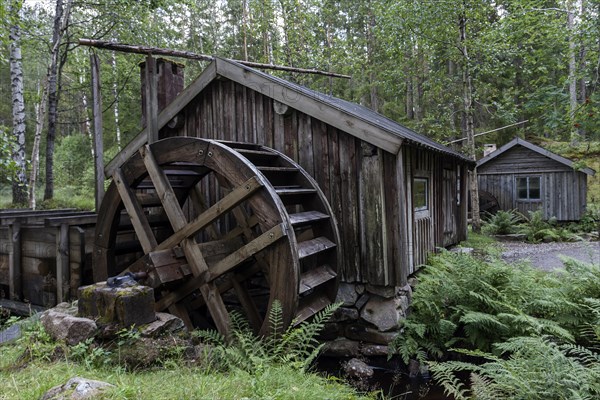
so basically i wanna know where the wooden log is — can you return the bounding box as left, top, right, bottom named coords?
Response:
left=0, top=298, right=46, bottom=316
left=78, top=39, right=351, bottom=79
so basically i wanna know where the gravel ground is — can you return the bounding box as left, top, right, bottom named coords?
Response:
left=501, top=240, right=600, bottom=271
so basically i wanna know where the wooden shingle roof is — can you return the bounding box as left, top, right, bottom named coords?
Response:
left=477, top=137, right=595, bottom=176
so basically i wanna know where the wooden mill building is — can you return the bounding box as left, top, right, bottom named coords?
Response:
left=107, top=57, right=473, bottom=288
left=477, top=137, right=595, bottom=221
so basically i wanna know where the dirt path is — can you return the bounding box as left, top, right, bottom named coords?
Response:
left=500, top=240, right=600, bottom=271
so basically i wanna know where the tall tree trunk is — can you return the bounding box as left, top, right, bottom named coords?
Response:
left=567, top=1, right=579, bottom=142
left=29, top=80, right=48, bottom=209
left=459, top=8, right=481, bottom=232
left=44, top=0, right=72, bottom=201
left=111, top=50, right=122, bottom=150
left=9, top=1, right=28, bottom=205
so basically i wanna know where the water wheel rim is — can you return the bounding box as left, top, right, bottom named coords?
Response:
left=94, top=137, right=300, bottom=334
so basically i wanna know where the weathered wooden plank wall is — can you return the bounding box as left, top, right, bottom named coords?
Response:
left=478, top=170, right=588, bottom=221
left=181, top=80, right=400, bottom=284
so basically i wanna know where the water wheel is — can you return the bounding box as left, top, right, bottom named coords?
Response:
left=93, top=137, right=340, bottom=335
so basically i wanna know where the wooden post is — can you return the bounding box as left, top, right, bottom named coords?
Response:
left=8, top=221, right=22, bottom=300
left=394, top=148, right=410, bottom=285
left=55, top=223, right=70, bottom=303
left=90, top=53, right=105, bottom=210
left=144, top=55, right=159, bottom=143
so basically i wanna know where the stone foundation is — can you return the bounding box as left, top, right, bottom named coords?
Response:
left=322, top=282, right=412, bottom=357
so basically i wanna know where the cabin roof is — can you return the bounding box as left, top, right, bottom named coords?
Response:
left=477, top=137, right=596, bottom=176
left=214, top=58, right=473, bottom=163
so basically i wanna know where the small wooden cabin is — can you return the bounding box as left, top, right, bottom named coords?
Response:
left=110, top=57, right=473, bottom=286
left=477, top=138, right=595, bottom=221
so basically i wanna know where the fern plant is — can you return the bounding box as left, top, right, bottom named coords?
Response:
left=193, top=300, right=341, bottom=373
left=481, top=210, right=522, bottom=235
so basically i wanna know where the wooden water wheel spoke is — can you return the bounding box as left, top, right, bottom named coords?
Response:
left=112, top=168, right=157, bottom=253
left=155, top=176, right=264, bottom=251
left=94, top=137, right=340, bottom=336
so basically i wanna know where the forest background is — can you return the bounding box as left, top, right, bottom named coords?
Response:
left=0, top=0, right=599, bottom=209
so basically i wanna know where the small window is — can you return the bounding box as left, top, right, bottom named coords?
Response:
left=516, top=176, right=541, bottom=201
left=414, top=178, right=428, bottom=211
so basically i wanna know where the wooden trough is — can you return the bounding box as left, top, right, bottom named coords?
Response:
left=0, top=209, right=97, bottom=313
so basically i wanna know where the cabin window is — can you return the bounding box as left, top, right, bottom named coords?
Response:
left=413, top=178, right=429, bottom=211
left=516, top=176, right=541, bottom=201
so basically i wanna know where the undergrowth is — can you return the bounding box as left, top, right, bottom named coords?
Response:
left=0, top=301, right=366, bottom=399
left=391, top=250, right=600, bottom=399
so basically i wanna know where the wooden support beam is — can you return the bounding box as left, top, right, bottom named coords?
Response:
left=90, top=53, right=105, bottom=210
left=55, top=223, right=70, bottom=303
left=144, top=55, right=159, bottom=144
left=78, top=39, right=351, bottom=79
left=8, top=222, right=22, bottom=301
left=112, top=168, right=157, bottom=253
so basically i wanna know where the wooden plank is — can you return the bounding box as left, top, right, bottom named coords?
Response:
left=297, top=113, right=314, bottom=176
left=105, top=62, right=217, bottom=177
left=294, top=293, right=330, bottom=324
left=8, top=222, right=22, bottom=300
left=156, top=176, right=264, bottom=250
left=0, top=298, right=46, bottom=316
left=44, top=213, right=97, bottom=226
left=215, top=57, right=402, bottom=154
left=298, top=237, right=336, bottom=259
left=299, top=265, right=336, bottom=294
left=55, top=224, right=70, bottom=303
left=203, top=224, right=285, bottom=282
left=289, top=211, right=329, bottom=226
left=338, top=133, right=360, bottom=281
left=113, top=168, right=157, bottom=254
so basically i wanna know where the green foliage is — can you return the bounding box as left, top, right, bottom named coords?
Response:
left=0, top=125, right=19, bottom=184
left=430, top=336, right=600, bottom=400
left=481, top=210, right=523, bottom=235
left=391, top=251, right=600, bottom=363
left=518, top=210, right=557, bottom=243
left=194, top=300, right=340, bottom=373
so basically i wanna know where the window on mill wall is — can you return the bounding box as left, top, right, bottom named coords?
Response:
left=516, top=176, right=541, bottom=201
left=414, top=178, right=428, bottom=210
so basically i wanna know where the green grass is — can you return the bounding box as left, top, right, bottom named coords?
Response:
left=0, top=344, right=367, bottom=400
left=0, top=185, right=95, bottom=211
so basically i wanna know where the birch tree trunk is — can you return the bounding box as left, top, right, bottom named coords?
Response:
left=9, top=1, right=28, bottom=205
left=459, top=8, right=481, bottom=232
left=111, top=50, right=122, bottom=151
left=567, top=2, right=579, bottom=142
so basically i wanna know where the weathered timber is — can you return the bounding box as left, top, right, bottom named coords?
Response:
left=78, top=39, right=351, bottom=79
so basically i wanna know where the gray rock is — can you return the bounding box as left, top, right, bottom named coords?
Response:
left=355, top=294, right=369, bottom=311
left=41, top=310, right=97, bottom=345
left=355, top=284, right=365, bottom=295
left=53, top=302, right=79, bottom=317
left=140, top=312, right=185, bottom=337
left=323, top=339, right=361, bottom=357
left=360, top=295, right=405, bottom=332
left=0, top=324, right=22, bottom=344
left=361, top=344, right=389, bottom=357
left=40, top=377, right=115, bottom=400
left=397, top=284, right=413, bottom=303
left=366, top=284, right=396, bottom=298
left=335, top=283, right=358, bottom=307
left=342, top=358, right=374, bottom=379
left=330, top=307, right=359, bottom=323
left=344, top=324, right=398, bottom=345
